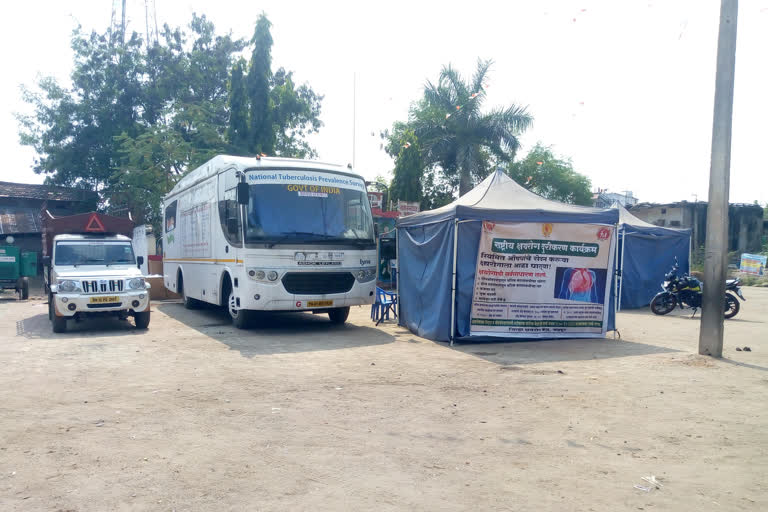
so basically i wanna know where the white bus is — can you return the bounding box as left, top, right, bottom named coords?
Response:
left=162, top=155, right=377, bottom=328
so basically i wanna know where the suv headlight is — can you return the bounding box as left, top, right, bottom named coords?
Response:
left=57, top=280, right=79, bottom=292
left=356, top=267, right=377, bottom=283
left=128, top=278, right=146, bottom=289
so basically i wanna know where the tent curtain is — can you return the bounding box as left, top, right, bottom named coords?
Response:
left=397, top=221, right=455, bottom=341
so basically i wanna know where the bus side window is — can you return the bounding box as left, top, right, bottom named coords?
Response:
left=219, top=188, right=242, bottom=246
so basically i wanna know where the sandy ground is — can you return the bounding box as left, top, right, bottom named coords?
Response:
left=0, top=283, right=766, bottom=511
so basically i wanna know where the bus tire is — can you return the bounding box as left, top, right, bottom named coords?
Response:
left=228, top=291, right=251, bottom=329
left=328, top=307, right=350, bottom=325
left=178, top=273, right=198, bottom=309
left=134, top=311, right=151, bottom=329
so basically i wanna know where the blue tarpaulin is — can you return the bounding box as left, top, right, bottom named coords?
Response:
left=616, top=204, right=691, bottom=309
left=397, top=170, right=620, bottom=342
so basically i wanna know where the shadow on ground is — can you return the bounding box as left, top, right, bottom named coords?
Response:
left=155, top=302, right=394, bottom=358
left=448, top=336, right=680, bottom=366
left=16, top=311, right=145, bottom=340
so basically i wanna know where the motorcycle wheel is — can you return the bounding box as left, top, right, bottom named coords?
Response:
left=724, top=292, right=740, bottom=319
left=650, top=293, right=676, bottom=315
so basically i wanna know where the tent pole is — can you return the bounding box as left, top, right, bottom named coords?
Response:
left=618, top=228, right=625, bottom=312
left=450, top=218, right=459, bottom=346
left=395, top=227, right=400, bottom=321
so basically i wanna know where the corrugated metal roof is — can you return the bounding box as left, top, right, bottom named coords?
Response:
left=0, top=181, right=98, bottom=202
left=0, top=208, right=41, bottom=234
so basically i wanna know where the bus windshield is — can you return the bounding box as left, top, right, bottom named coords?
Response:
left=55, top=241, right=136, bottom=266
left=245, top=181, right=374, bottom=244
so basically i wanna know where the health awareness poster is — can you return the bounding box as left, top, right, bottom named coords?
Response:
left=470, top=222, right=615, bottom=338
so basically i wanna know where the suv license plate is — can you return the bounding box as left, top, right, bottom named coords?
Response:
left=90, top=296, right=120, bottom=303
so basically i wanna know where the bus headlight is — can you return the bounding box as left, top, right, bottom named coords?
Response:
left=128, top=278, right=146, bottom=289
left=356, top=267, right=377, bottom=283
left=267, top=271, right=279, bottom=281
left=57, top=280, right=79, bottom=292
left=254, top=270, right=266, bottom=280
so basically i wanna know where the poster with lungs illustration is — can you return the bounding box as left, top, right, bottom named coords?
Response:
left=470, top=221, right=615, bottom=338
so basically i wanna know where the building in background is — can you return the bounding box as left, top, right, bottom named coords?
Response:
left=0, top=181, right=98, bottom=269
left=593, top=189, right=638, bottom=208
left=628, top=201, right=764, bottom=253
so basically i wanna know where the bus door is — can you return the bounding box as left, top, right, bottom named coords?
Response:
left=217, top=170, right=243, bottom=265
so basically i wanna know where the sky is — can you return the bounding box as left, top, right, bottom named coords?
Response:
left=1, top=0, right=767, bottom=205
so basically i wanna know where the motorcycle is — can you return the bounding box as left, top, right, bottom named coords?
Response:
left=649, top=258, right=744, bottom=319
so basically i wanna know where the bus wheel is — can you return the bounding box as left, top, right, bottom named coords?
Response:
left=179, top=274, right=197, bottom=309
left=228, top=291, right=251, bottom=329
left=328, top=307, right=350, bottom=325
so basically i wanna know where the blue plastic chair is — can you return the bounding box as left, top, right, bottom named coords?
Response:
left=374, top=287, right=397, bottom=326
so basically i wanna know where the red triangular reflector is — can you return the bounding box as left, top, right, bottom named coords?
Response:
left=84, top=213, right=106, bottom=232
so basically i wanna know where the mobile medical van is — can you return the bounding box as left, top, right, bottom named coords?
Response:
left=162, top=155, right=377, bottom=327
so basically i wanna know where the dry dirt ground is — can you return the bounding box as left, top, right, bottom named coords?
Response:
left=1, top=284, right=767, bottom=511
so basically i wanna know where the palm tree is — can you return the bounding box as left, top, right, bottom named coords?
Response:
left=411, top=59, right=533, bottom=196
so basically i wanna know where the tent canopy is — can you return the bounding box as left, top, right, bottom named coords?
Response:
left=398, top=171, right=619, bottom=227
left=614, top=202, right=691, bottom=309
left=396, top=171, right=619, bottom=342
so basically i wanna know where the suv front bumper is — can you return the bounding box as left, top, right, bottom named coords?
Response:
left=52, top=291, right=150, bottom=317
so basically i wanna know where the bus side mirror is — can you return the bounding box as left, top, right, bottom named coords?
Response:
left=237, top=182, right=249, bottom=205
left=137, top=256, right=144, bottom=269
left=373, top=224, right=379, bottom=238
left=227, top=218, right=239, bottom=234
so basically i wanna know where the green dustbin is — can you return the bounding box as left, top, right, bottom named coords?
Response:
left=21, top=251, right=37, bottom=277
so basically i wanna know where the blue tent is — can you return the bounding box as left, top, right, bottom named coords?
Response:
left=396, top=170, right=620, bottom=343
left=615, top=203, right=691, bottom=309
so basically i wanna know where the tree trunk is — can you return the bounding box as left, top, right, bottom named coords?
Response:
left=459, top=166, right=472, bottom=197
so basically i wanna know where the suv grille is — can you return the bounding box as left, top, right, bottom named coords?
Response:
left=81, top=280, right=124, bottom=294
left=281, top=272, right=355, bottom=295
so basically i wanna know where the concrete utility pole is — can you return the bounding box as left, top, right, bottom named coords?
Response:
left=699, top=0, right=738, bottom=357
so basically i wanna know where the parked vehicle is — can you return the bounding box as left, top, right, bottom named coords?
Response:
left=162, top=155, right=377, bottom=328
left=650, top=259, right=743, bottom=318
left=42, top=211, right=150, bottom=333
left=0, top=236, right=36, bottom=299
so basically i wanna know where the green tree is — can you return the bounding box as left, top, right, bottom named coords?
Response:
left=18, top=13, right=322, bottom=231
left=389, top=129, right=422, bottom=204
left=246, top=14, right=274, bottom=154
left=226, top=58, right=249, bottom=151
left=410, top=59, right=533, bottom=196
left=506, top=143, right=592, bottom=206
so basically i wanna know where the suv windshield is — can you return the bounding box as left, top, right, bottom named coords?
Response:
left=54, top=241, right=136, bottom=266
left=243, top=169, right=374, bottom=244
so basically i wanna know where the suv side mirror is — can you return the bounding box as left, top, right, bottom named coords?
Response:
left=227, top=218, right=239, bottom=234
left=137, top=256, right=144, bottom=269
left=237, top=182, right=249, bottom=205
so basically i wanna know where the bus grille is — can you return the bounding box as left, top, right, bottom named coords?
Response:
left=281, top=272, right=355, bottom=295
left=81, top=280, right=124, bottom=294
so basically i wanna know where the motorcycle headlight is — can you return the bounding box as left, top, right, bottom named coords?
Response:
left=356, top=267, right=377, bottom=283
left=128, top=278, right=146, bottom=289
left=57, top=280, right=79, bottom=292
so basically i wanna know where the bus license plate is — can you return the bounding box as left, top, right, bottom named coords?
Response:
left=307, top=300, right=333, bottom=307
left=90, top=296, right=120, bottom=304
